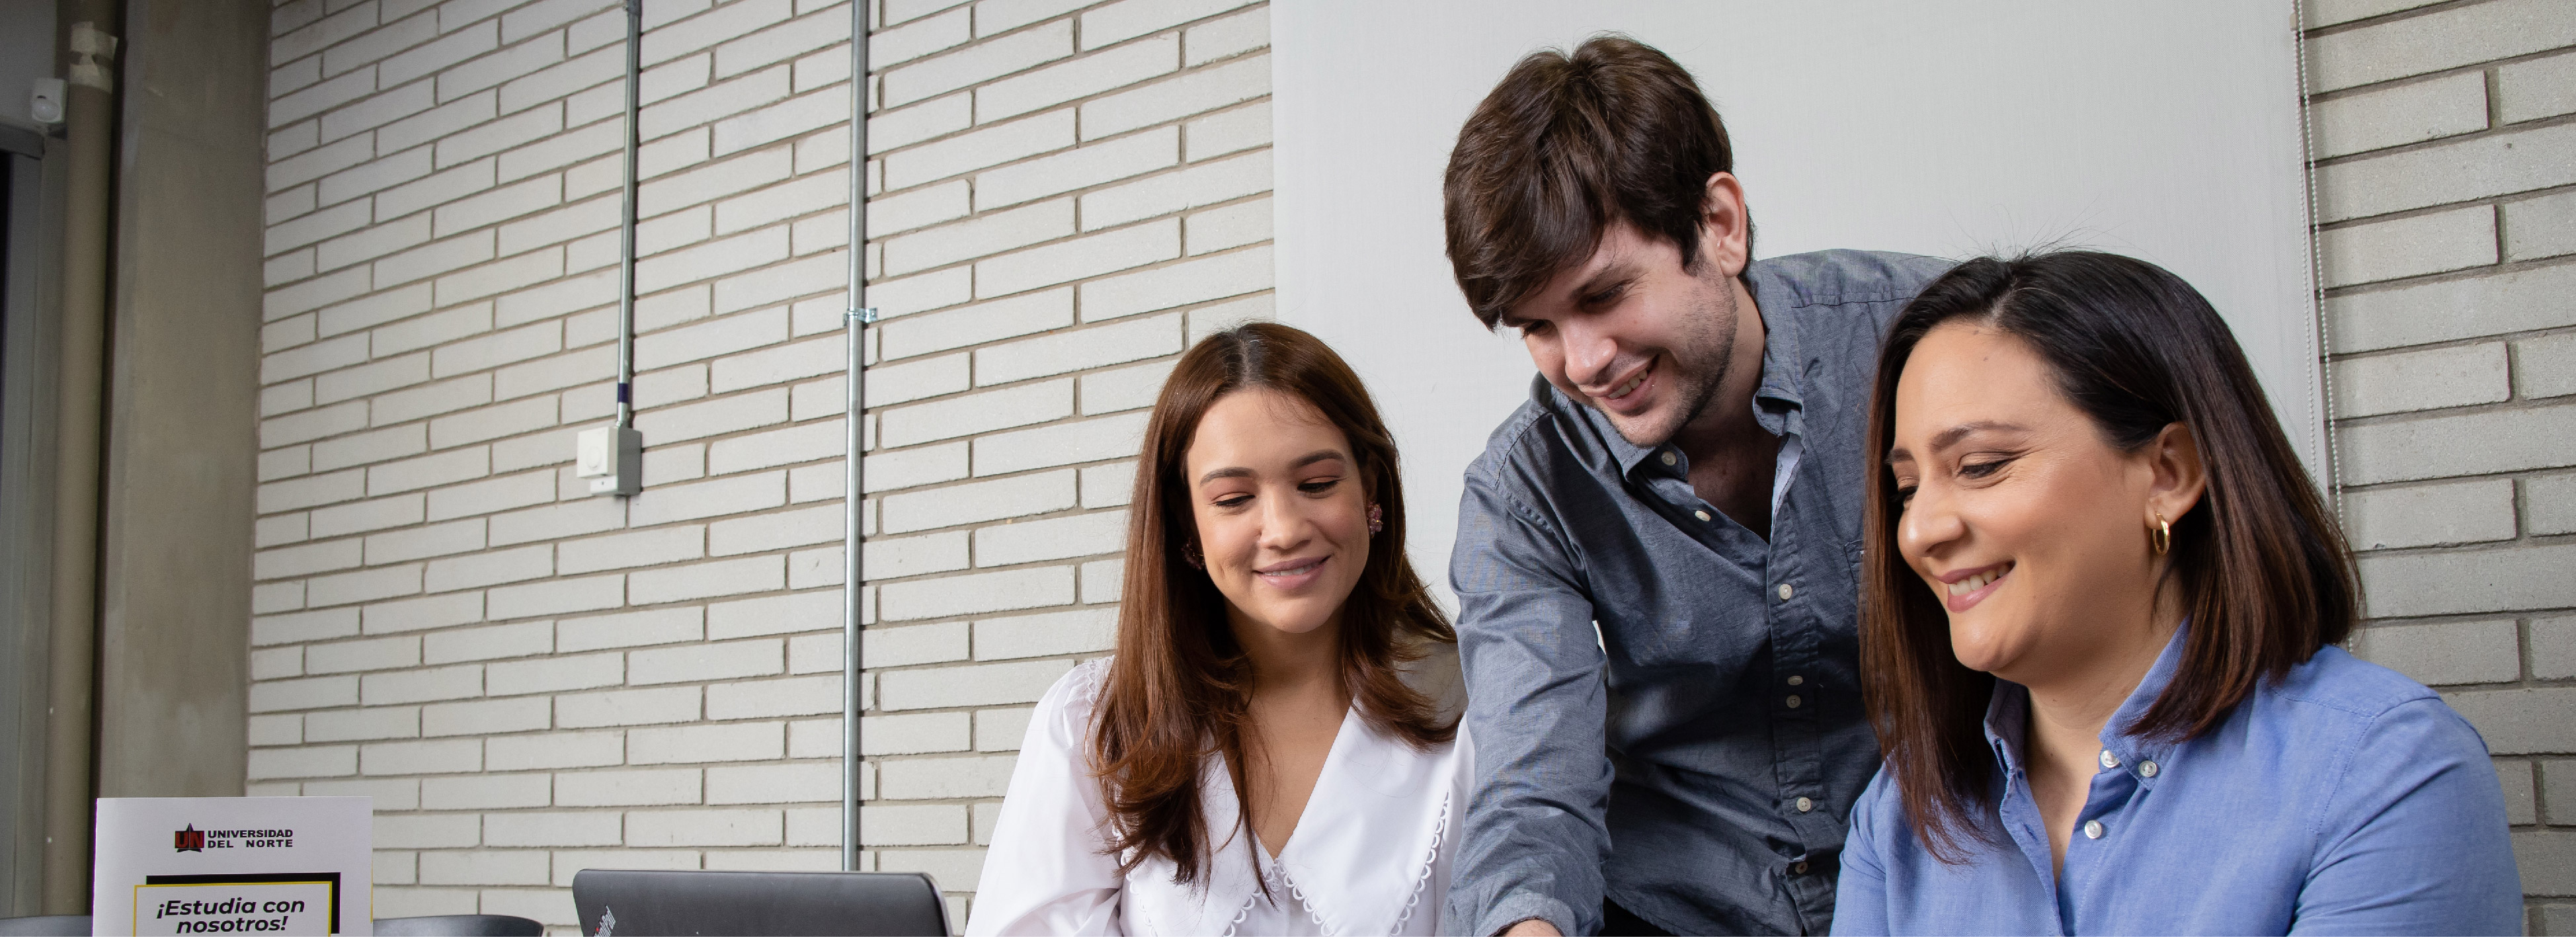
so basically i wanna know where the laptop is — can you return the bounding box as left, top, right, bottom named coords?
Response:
left=571, top=869, right=950, bottom=936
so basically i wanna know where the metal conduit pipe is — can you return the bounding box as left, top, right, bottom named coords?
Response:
left=842, top=0, right=871, bottom=874
left=572, top=0, right=645, bottom=502
left=42, top=1, right=119, bottom=913
left=616, top=0, right=643, bottom=432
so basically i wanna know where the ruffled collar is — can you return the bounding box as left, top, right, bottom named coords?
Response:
left=1125, top=708, right=1457, bottom=936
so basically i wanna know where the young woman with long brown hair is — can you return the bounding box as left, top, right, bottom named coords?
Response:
left=1831, top=252, right=2518, bottom=934
left=967, top=323, right=1470, bottom=936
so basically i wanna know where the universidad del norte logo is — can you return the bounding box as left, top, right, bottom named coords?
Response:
left=173, top=824, right=296, bottom=852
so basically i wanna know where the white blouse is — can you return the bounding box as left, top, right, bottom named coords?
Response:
left=966, top=657, right=1473, bottom=936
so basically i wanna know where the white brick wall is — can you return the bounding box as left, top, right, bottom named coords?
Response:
left=2306, top=1, right=2576, bottom=927
left=852, top=3, right=1268, bottom=922
left=850, top=0, right=1272, bottom=916
left=253, top=0, right=1266, bottom=928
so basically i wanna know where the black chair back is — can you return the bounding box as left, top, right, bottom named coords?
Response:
left=570, top=868, right=947, bottom=936
left=0, top=915, right=89, bottom=936
left=373, top=913, right=546, bottom=935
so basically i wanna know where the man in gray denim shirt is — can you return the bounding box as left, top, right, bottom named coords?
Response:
left=1437, top=38, right=1949, bottom=936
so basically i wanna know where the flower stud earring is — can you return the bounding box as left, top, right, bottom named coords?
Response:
left=1367, top=503, right=1384, bottom=535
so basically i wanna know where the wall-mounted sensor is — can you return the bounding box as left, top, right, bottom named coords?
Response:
left=29, top=79, right=65, bottom=125
left=576, top=425, right=642, bottom=497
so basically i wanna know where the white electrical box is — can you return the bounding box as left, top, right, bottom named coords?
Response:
left=576, top=425, right=642, bottom=497
left=29, top=79, right=65, bottom=125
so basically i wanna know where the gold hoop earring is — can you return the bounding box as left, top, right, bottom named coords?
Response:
left=2151, top=512, right=2171, bottom=555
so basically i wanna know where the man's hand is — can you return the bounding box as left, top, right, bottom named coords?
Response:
left=1500, top=918, right=1564, bottom=937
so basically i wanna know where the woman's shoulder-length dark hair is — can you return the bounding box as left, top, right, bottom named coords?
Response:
left=1859, top=250, right=2358, bottom=861
left=1090, top=321, right=1457, bottom=885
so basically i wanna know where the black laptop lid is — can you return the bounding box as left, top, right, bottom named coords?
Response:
left=571, top=869, right=949, bottom=936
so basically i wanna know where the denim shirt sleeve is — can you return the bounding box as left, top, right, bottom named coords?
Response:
left=1828, top=771, right=1895, bottom=937
left=2290, top=696, right=2522, bottom=936
left=1443, top=465, right=1611, bottom=937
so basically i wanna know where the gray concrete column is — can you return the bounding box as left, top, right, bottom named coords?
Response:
left=89, top=0, right=264, bottom=807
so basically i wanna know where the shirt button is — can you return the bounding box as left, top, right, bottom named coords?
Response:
left=1777, top=583, right=1794, bottom=600
left=1791, top=861, right=1809, bottom=875
left=1787, top=674, right=1804, bottom=686
left=1785, top=694, right=1802, bottom=709
left=1694, top=510, right=1711, bottom=522
left=1795, top=797, right=1814, bottom=813
left=2083, top=820, right=2105, bottom=840
left=2098, top=749, right=2121, bottom=770
left=1661, top=452, right=1677, bottom=466
left=2140, top=760, right=2159, bottom=778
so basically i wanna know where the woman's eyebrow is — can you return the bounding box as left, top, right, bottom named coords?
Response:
left=1197, top=450, right=1346, bottom=485
left=1886, top=421, right=2029, bottom=466
left=1927, top=421, right=2026, bottom=454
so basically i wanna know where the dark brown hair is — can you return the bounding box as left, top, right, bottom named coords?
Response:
left=1442, top=34, right=1745, bottom=329
left=1860, top=251, right=2358, bottom=862
left=1092, top=322, right=1457, bottom=884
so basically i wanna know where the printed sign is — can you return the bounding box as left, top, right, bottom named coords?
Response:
left=93, top=797, right=372, bottom=936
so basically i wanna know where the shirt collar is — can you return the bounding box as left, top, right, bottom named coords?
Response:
left=1981, top=678, right=2033, bottom=778
left=1165, top=709, right=1454, bottom=936
left=1742, top=259, right=1808, bottom=437
left=1570, top=259, right=1810, bottom=478
left=1982, top=622, right=2191, bottom=785
left=2098, top=620, right=2191, bottom=783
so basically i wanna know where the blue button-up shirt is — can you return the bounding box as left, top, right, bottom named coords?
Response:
left=1834, top=625, right=2522, bottom=936
left=1447, top=251, right=1953, bottom=936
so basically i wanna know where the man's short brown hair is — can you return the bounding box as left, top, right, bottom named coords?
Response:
left=1442, top=35, right=1742, bottom=329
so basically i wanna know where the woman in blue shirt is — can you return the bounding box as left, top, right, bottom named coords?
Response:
left=1833, top=251, right=2520, bottom=936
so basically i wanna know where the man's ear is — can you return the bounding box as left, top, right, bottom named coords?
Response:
left=1699, top=171, right=1751, bottom=278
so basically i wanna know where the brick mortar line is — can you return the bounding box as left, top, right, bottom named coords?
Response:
left=867, top=334, right=1235, bottom=391
left=253, top=284, right=854, bottom=395
left=266, top=23, right=610, bottom=124
left=2306, top=111, right=2576, bottom=178
left=2318, top=248, right=2576, bottom=303
left=2301, top=38, right=2571, bottom=104
left=2312, top=187, right=2574, bottom=237
left=251, top=377, right=852, bottom=440
left=265, top=93, right=799, bottom=220
left=858, top=39, right=1268, bottom=150
left=2346, top=528, right=2576, bottom=559
left=2364, top=610, right=2576, bottom=631
left=2326, top=321, right=2576, bottom=364
left=861, top=254, right=1273, bottom=352
left=2339, top=468, right=2574, bottom=497
left=864, top=146, right=1272, bottom=248
left=2298, top=0, right=2499, bottom=40
left=871, top=0, right=1239, bottom=75
left=255, top=231, right=850, bottom=334
left=860, top=223, right=1271, bottom=308
left=2325, top=386, right=2574, bottom=430
left=2300, top=50, right=2512, bottom=105
left=862, top=79, right=1270, bottom=197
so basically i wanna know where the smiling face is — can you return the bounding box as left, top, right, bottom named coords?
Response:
left=1886, top=322, right=2180, bottom=686
left=1182, top=388, right=1374, bottom=642
left=1503, top=218, right=1746, bottom=449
